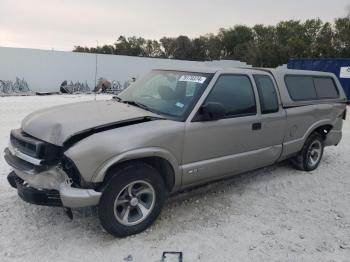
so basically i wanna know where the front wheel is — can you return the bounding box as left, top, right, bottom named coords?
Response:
left=291, top=132, right=324, bottom=171
left=98, top=162, right=165, bottom=237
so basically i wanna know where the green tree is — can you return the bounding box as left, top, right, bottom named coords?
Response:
left=100, top=45, right=115, bottom=54
left=334, top=17, right=350, bottom=57
left=73, top=46, right=91, bottom=53
left=144, top=40, right=164, bottom=57
left=219, top=25, right=254, bottom=60
left=204, top=34, right=222, bottom=60
left=249, top=25, right=278, bottom=67
left=114, top=36, right=146, bottom=56
left=276, top=20, right=307, bottom=62
left=172, top=36, right=193, bottom=60
left=160, top=37, right=176, bottom=58
left=303, top=19, right=323, bottom=57
left=315, top=22, right=335, bottom=57
left=73, top=14, right=350, bottom=67
left=191, top=37, right=207, bottom=61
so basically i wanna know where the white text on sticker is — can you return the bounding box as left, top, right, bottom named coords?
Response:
left=179, top=75, right=207, bottom=84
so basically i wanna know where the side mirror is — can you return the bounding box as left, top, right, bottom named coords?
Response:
left=198, top=102, right=226, bottom=121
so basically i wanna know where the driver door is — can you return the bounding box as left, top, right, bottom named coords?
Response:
left=181, top=73, right=279, bottom=186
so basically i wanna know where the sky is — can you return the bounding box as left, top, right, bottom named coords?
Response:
left=0, top=0, right=349, bottom=51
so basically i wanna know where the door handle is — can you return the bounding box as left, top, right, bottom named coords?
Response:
left=252, top=122, right=262, bottom=130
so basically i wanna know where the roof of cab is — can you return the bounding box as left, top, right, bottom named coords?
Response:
left=152, top=66, right=346, bottom=107
left=152, top=66, right=222, bottom=74
left=153, top=66, right=336, bottom=77
left=261, top=68, right=336, bottom=78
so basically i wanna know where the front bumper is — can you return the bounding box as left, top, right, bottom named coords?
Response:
left=4, top=147, right=101, bottom=208
left=8, top=171, right=63, bottom=206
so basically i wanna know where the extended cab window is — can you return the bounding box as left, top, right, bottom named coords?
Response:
left=285, top=76, right=317, bottom=101
left=205, top=75, right=256, bottom=117
left=313, top=77, right=339, bottom=99
left=254, top=75, right=279, bottom=114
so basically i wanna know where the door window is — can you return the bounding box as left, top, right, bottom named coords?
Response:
left=205, top=74, right=256, bottom=117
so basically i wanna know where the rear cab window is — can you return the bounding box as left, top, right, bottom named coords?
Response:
left=285, top=75, right=339, bottom=101
left=253, top=75, right=279, bottom=114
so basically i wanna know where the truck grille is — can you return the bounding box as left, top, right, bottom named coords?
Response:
left=10, top=129, right=62, bottom=164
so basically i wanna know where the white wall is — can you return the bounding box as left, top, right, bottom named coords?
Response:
left=0, top=47, right=251, bottom=92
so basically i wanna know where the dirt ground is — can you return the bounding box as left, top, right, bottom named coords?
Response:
left=0, top=95, right=349, bottom=262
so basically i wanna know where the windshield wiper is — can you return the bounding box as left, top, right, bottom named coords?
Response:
left=122, top=100, right=153, bottom=112
left=114, top=97, right=161, bottom=115
left=113, top=96, right=123, bottom=102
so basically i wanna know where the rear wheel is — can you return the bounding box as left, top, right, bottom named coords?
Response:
left=98, top=162, right=165, bottom=237
left=291, top=132, right=324, bottom=171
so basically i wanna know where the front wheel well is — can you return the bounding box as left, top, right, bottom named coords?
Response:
left=102, top=157, right=176, bottom=192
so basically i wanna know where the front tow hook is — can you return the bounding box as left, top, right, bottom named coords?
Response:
left=7, top=171, right=18, bottom=189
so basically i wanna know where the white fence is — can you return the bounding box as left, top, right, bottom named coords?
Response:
left=0, top=47, right=251, bottom=93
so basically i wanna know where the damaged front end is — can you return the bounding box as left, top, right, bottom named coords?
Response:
left=4, top=129, right=101, bottom=208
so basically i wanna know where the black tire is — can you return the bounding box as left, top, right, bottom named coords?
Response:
left=98, top=162, right=165, bottom=237
left=291, top=132, right=324, bottom=171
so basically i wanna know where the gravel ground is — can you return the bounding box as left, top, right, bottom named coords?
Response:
left=0, top=95, right=349, bottom=262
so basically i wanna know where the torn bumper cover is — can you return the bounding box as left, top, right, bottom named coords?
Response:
left=8, top=171, right=63, bottom=206
left=4, top=147, right=101, bottom=208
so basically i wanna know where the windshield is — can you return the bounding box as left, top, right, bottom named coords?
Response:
left=117, top=70, right=213, bottom=119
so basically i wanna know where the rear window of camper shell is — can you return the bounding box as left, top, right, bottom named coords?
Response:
left=284, top=75, right=339, bottom=101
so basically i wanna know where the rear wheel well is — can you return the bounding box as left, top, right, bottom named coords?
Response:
left=313, top=124, right=333, bottom=140
left=102, top=157, right=176, bottom=192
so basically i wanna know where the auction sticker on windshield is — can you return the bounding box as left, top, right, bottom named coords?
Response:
left=179, top=75, right=207, bottom=84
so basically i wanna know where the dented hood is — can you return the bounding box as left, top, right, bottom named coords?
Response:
left=21, top=99, right=159, bottom=146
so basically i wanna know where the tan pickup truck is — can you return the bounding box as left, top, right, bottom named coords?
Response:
left=4, top=67, right=347, bottom=237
